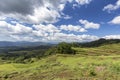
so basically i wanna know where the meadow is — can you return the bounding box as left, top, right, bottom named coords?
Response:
left=0, top=43, right=120, bottom=80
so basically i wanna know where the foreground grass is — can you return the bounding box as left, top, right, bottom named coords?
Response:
left=0, top=55, right=120, bottom=80
left=0, top=43, right=120, bottom=80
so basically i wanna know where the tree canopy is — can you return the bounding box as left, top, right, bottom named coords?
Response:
left=56, top=42, right=75, bottom=54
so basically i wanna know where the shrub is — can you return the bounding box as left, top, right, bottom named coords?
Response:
left=56, top=42, right=75, bottom=54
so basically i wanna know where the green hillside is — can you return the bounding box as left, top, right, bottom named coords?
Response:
left=74, top=43, right=120, bottom=56
left=0, top=43, right=120, bottom=80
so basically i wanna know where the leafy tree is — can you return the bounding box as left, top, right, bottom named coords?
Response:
left=45, top=47, right=57, bottom=56
left=56, top=42, right=75, bottom=54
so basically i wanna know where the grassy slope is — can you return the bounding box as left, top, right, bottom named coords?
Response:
left=0, top=43, right=120, bottom=80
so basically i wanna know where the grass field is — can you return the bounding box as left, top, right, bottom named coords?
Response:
left=0, top=43, right=120, bottom=80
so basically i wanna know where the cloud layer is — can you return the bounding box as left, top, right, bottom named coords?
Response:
left=0, top=20, right=99, bottom=42
left=0, top=0, right=101, bottom=42
left=0, top=0, right=120, bottom=42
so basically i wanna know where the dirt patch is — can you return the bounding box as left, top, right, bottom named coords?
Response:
left=56, top=70, right=74, bottom=78
left=95, top=66, right=106, bottom=72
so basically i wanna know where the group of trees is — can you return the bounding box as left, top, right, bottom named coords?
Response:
left=45, top=42, right=76, bottom=55
left=0, top=46, right=51, bottom=63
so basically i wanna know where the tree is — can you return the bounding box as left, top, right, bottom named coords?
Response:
left=45, top=47, right=57, bottom=56
left=56, top=42, right=75, bottom=54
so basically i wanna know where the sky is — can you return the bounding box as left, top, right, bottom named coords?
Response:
left=0, top=0, right=120, bottom=42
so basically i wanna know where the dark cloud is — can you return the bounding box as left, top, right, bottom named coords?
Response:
left=0, top=0, right=66, bottom=15
left=0, top=0, right=44, bottom=15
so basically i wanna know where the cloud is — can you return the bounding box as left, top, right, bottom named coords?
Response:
left=0, top=17, right=6, bottom=21
left=0, top=0, right=34, bottom=15
left=26, top=7, right=61, bottom=24
left=63, top=15, right=72, bottom=20
left=104, top=35, right=120, bottom=39
left=109, top=16, right=120, bottom=25
left=75, top=0, right=92, bottom=5
left=72, top=0, right=92, bottom=9
left=72, top=4, right=78, bottom=9
left=0, top=20, right=32, bottom=35
left=60, top=25, right=87, bottom=32
left=10, top=35, right=36, bottom=41
left=0, top=20, right=34, bottom=41
left=0, top=0, right=62, bottom=24
left=0, top=0, right=101, bottom=42
left=0, top=20, right=98, bottom=42
left=79, top=19, right=100, bottom=29
left=0, top=0, right=93, bottom=24
left=33, top=24, right=60, bottom=33
left=103, top=0, right=120, bottom=12
left=45, top=33, right=98, bottom=42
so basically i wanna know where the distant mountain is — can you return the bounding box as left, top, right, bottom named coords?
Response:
left=1, top=39, right=120, bottom=47
left=0, top=41, right=52, bottom=47
left=79, top=38, right=120, bottom=47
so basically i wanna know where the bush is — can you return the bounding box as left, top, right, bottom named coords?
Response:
left=56, top=42, right=75, bottom=54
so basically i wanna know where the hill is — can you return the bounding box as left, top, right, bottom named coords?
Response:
left=0, top=43, right=120, bottom=80
left=74, top=38, right=120, bottom=47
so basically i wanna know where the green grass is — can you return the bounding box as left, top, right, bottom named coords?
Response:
left=1, top=55, right=120, bottom=80
left=0, top=43, right=120, bottom=80
left=74, top=43, right=120, bottom=56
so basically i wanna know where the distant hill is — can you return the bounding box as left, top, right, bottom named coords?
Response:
left=1, top=39, right=120, bottom=47
left=79, top=38, right=120, bottom=47
left=0, top=41, right=52, bottom=47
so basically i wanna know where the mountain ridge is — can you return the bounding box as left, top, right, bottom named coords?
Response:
left=0, top=41, right=52, bottom=47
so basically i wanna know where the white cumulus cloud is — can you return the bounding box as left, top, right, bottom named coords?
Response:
left=109, top=16, right=120, bottom=25
left=79, top=19, right=100, bottom=29
left=104, top=35, right=120, bottom=39
left=75, top=0, right=92, bottom=5
left=103, top=0, right=120, bottom=12
left=0, top=21, right=32, bottom=35
left=60, top=25, right=87, bottom=32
